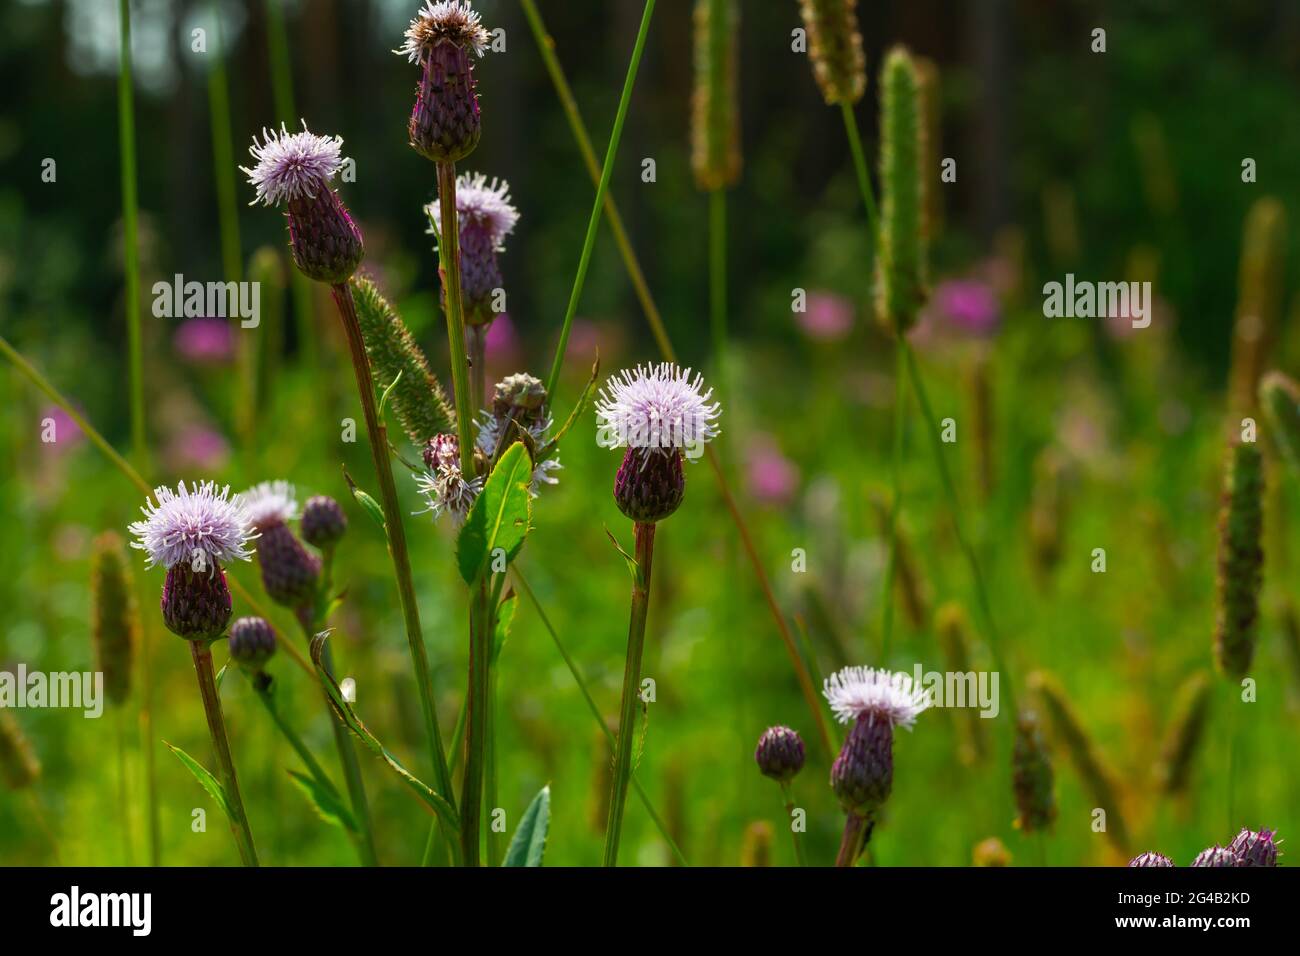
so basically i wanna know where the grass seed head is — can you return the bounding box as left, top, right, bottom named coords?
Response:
left=796, top=0, right=865, bottom=106
left=1214, top=439, right=1264, bottom=680
left=875, top=46, right=928, bottom=337
left=690, top=0, right=741, bottom=191
left=1154, top=670, right=1212, bottom=795
left=1012, top=709, right=1056, bottom=834
left=91, top=530, right=138, bottom=707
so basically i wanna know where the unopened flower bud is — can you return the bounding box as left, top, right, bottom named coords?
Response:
left=1228, top=828, right=1279, bottom=867
left=301, top=495, right=348, bottom=551
left=228, top=617, right=277, bottom=672
left=1191, top=845, right=1241, bottom=868
left=754, top=725, right=805, bottom=783
left=831, top=714, right=893, bottom=818
left=1128, top=851, right=1175, bottom=867
left=614, top=447, right=686, bottom=525
left=161, top=564, right=233, bottom=642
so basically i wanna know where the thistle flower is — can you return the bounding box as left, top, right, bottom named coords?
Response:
left=690, top=0, right=741, bottom=191
left=239, top=481, right=321, bottom=609
left=1154, top=670, right=1212, bottom=795
left=399, top=1, right=488, bottom=163
left=242, top=123, right=364, bottom=284
left=0, top=711, right=40, bottom=790
left=875, top=47, right=927, bottom=337
left=416, top=433, right=483, bottom=521
left=1012, top=710, right=1056, bottom=833
left=1129, top=851, right=1175, bottom=867
left=475, top=373, right=562, bottom=493
left=301, top=495, right=348, bottom=552
left=824, top=667, right=929, bottom=820
left=972, top=837, right=1011, bottom=867
left=228, top=616, right=277, bottom=673
left=1191, top=845, right=1240, bottom=868
left=1228, top=827, right=1280, bottom=867
left=754, top=725, right=805, bottom=783
left=597, top=364, right=721, bottom=525
left=1260, top=370, right=1300, bottom=474
left=91, top=531, right=138, bottom=706
left=796, top=0, right=865, bottom=106
left=1227, top=197, right=1287, bottom=417
left=350, top=276, right=455, bottom=444
left=1029, top=670, right=1130, bottom=853
left=129, top=481, right=254, bottom=571
left=1214, top=440, right=1264, bottom=680
left=427, top=173, right=518, bottom=326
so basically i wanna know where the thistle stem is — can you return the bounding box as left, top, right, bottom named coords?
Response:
left=114, top=708, right=134, bottom=866
left=435, top=161, right=477, bottom=476
left=544, top=0, right=657, bottom=398
left=834, top=814, right=869, bottom=868
left=469, top=323, right=487, bottom=408
left=779, top=781, right=806, bottom=867
left=253, top=676, right=337, bottom=797
left=603, top=521, right=657, bottom=867
left=484, top=633, right=501, bottom=866
left=190, top=641, right=258, bottom=866
left=329, top=281, right=458, bottom=849
left=117, top=0, right=145, bottom=468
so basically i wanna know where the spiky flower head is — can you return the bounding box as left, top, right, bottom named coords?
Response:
left=161, top=564, right=234, bottom=642
left=475, top=374, right=562, bottom=495
left=690, top=0, right=741, bottom=191
left=596, top=364, right=721, bottom=459
left=1260, top=371, right=1300, bottom=474
left=1214, top=439, right=1264, bottom=680
left=401, top=2, right=487, bottom=163
left=427, top=173, right=518, bottom=324
left=491, top=372, right=548, bottom=424
left=754, top=725, right=805, bottom=783
left=243, top=123, right=364, bottom=284
left=91, top=531, right=138, bottom=706
left=129, top=481, right=254, bottom=571
left=875, top=46, right=928, bottom=337
left=823, top=666, right=930, bottom=729
left=972, top=837, right=1011, bottom=867
left=1128, top=851, right=1175, bottom=867
left=1012, top=710, right=1056, bottom=834
left=0, top=711, right=40, bottom=790
left=228, top=616, right=277, bottom=673
left=1228, top=828, right=1280, bottom=867
left=417, top=433, right=483, bottom=522
left=252, top=522, right=321, bottom=609
left=301, top=495, right=348, bottom=551
left=237, top=480, right=298, bottom=531
left=1192, top=845, right=1241, bottom=868
left=796, top=0, right=866, bottom=106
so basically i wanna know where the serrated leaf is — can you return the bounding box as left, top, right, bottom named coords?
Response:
left=604, top=526, right=642, bottom=587
left=343, top=468, right=387, bottom=535
left=502, top=785, right=551, bottom=867
left=492, top=591, right=518, bottom=662
left=287, top=769, right=358, bottom=834
left=456, top=442, right=533, bottom=585
left=164, top=741, right=232, bottom=821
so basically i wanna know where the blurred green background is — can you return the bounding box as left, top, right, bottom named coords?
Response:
left=2, top=0, right=1299, bottom=866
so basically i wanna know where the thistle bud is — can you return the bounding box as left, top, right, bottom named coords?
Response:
left=754, top=725, right=805, bottom=783
left=831, top=714, right=893, bottom=818
left=1191, top=845, right=1240, bottom=868
left=1228, top=827, right=1279, bottom=867
left=1012, top=710, right=1056, bottom=833
left=614, top=447, right=686, bottom=524
left=740, top=820, right=774, bottom=867
left=287, top=188, right=365, bottom=285
left=351, top=276, right=455, bottom=444
left=0, top=711, right=40, bottom=790
left=1260, top=370, right=1300, bottom=474
left=427, top=174, right=519, bottom=326
left=240, top=482, right=321, bottom=609
left=972, top=837, right=1011, bottom=867
left=1128, top=851, right=1175, bottom=867
left=228, top=616, right=277, bottom=673
left=492, top=372, right=549, bottom=426
left=690, top=0, right=741, bottom=191
left=875, top=47, right=927, bottom=337
left=1214, top=440, right=1264, bottom=680
left=796, top=0, right=865, bottom=106
left=1154, top=670, right=1212, bottom=795
left=91, top=531, right=138, bottom=706
left=399, top=2, right=490, bottom=164
left=301, top=495, right=348, bottom=552
left=161, top=564, right=234, bottom=642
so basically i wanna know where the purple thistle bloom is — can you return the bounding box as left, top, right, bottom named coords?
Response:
left=416, top=433, right=482, bottom=522
left=161, top=564, right=233, bottom=642
left=128, top=481, right=254, bottom=571
left=238, top=482, right=321, bottom=609
left=1191, top=845, right=1241, bottom=868
left=229, top=616, right=277, bottom=672
left=301, top=496, right=348, bottom=551
left=427, top=173, right=518, bottom=325
left=165, top=426, right=231, bottom=473
left=929, top=279, right=1000, bottom=336
left=40, top=405, right=84, bottom=452
left=746, top=434, right=800, bottom=506
left=1228, top=828, right=1280, bottom=867
left=396, top=1, right=489, bottom=62
left=399, top=2, right=489, bottom=164
left=755, top=726, right=805, bottom=783
left=173, top=318, right=235, bottom=365
left=596, top=363, right=721, bottom=459
left=1128, top=851, right=1175, bottom=867
left=823, top=665, right=931, bottom=729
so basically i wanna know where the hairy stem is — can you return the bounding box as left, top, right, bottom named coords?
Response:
left=603, top=521, right=656, bottom=867
left=190, top=641, right=258, bottom=866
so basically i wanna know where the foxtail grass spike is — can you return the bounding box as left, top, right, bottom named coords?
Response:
left=914, top=57, right=942, bottom=241
left=740, top=820, right=774, bottom=867
left=1214, top=440, right=1264, bottom=680
left=1029, top=447, right=1067, bottom=582
left=1012, top=709, right=1056, bottom=834
left=1260, top=370, right=1300, bottom=474
left=935, top=603, right=988, bottom=765
left=1228, top=198, right=1287, bottom=417
left=350, top=275, right=456, bottom=443
left=0, top=711, right=41, bottom=790
left=796, top=0, right=865, bottom=106
left=875, top=47, right=927, bottom=337
left=690, top=0, right=741, bottom=191
left=972, top=837, right=1011, bottom=867
left=1028, top=670, right=1131, bottom=853
left=1154, top=670, right=1212, bottom=795
left=91, top=531, right=138, bottom=707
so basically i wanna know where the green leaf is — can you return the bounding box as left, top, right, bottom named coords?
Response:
left=286, top=769, right=358, bottom=834
left=164, top=741, right=232, bottom=821
left=604, top=526, right=642, bottom=587
left=214, top=662, right=229, bottom=691
left=503, top=785, right=551, bottom=867
left=456, top=442, right=533, bottom=585
left=492, top=591, right=518, bottom=662
left=343, top=468, right=387, bottom=535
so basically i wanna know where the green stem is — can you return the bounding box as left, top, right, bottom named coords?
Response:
left=461, top=579, right=490, bottom=866
left=840, top=102, right=880, bottom=237
left=190, top=641, right=258, bottom=866
left=709, top=188, right=727, bottom=394
left=779, top=782, right=806, bottom=867
left=880, top=338, right=906, bottom=662
left=328, top=281, right=458, bottom=846
left=469, top=323, right=487, bottom=409
left=435, top=161, right=477, bottom=477
left=834, top=814, right=868, bottom=867
left=544, top=0, right=657, bottom=398
left=1226, top=687, right=1239, bottom=832
left=484, top=636, right=500, bottom=866
left=603, top=521, right=656, bottom=867
left=512, top=567, right=686, bottom=864
left=117, top=0, right=145, bottom=467
left=253, top=677, right=336, bottom=794
left=137, top=613, right=161, bottom=865
left=114, top=708, right=133, bottom=866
